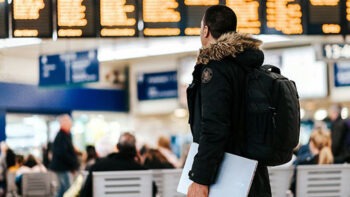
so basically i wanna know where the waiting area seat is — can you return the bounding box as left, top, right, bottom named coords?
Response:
left=93, top=170, right=153, bottom=197
left=152, top=169, right=184, bottom=197
left=296, top=164, right=350, bottom=197
left=268, top=166, right=294, bottom=197
left=22, top=172, right=52, bottom=197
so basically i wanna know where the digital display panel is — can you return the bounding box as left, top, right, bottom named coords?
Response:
left=226, top=0, right=261, bottom=34
left=262, top=0, right=303, bottom=35
left=346, top=0, right=350, bottom=34
left=183, top=0, right=221, bottom=36
left=99, top=0, right=138, bottom=37
left=12, top=0, right=52, bottom=37
left=2, top=0, right=350, bottom=39
left=142, top=0, right=181, bottom=36
left=0, top=0, right=8, bottom=38
left=57, top=0, right=97, bottom=37
left=306, top=0, right=342, bottom=34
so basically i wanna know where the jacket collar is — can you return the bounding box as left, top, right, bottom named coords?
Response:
left=196, top=32, right=263, bottom=65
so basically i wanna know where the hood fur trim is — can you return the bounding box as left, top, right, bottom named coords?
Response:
left=197, top=32, right=263, bottom=65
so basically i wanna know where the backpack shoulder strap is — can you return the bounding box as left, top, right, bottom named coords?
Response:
left=261, top=64, right=281, bottom=74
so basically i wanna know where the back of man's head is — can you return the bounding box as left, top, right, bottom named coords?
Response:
left=117, top=132, right=137, bottom=155
left=329, top=104, right=342, bottom=121
left=58, top=114, right=72, bottom=133
left=204, top=5, right=237, bottom=39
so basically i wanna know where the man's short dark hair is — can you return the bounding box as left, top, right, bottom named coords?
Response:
left=117, top=132, right=137, bottom=155
left=203, top=5, right=237, bottom=39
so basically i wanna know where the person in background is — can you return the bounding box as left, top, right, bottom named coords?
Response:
left=50, top=114, right=79, bottom=197
left=143, top=148, right=175, bottom=169
left=158, top=136, right=181, bottom=168
left=0, top=143, right=9, bottom=196
left=15, top=154, right=47, bottom=195
left=289, top=128, right=334, bottom=196
left=63, top=136, right=117, bottom=197
left=5, top=149, right=17, bottom=173
left=329, top=104, right=350, bottom=163
left=79, top=132, right=156, bottom=197
left=83, top=145, right=97, bottom=170
left=16, top=154, right=47, bottom=175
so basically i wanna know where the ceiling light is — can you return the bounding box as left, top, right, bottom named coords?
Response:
left=0, top=38, right=42, bottom=49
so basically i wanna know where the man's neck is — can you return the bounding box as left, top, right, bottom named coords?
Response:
left=61, top=128, right=70, bottom=134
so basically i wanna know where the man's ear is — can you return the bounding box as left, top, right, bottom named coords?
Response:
left=203, top=26, right=210, bottom=38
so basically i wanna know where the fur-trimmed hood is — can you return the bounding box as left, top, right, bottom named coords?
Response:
left=197, top=32, right=264, bottom=67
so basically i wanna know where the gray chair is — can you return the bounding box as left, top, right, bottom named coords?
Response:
left=93, top=170, right=153, bottom=197
left=296, top=164, right=350, bottom=197
left=6, top=172, right=18, bottom=197
left=152, top=169, right=184, bottom=197
left=268, top=166, right=294, bottom=197
left=22, top=173, right=51, bottom=197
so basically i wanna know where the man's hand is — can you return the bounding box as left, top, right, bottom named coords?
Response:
left=187, top=182, right=209, bottom=197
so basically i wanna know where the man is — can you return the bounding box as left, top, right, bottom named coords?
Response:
left=329, top=104, right=350, bottom=163
left=79, top=132, right=149, bottom=197
left=187, top=5, right=271, bottom=197
left=50, top=114, right=79, bottom=197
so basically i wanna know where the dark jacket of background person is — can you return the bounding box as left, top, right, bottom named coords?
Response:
left=143, top=149, right=175, bottom=169
left=50, top=130, right=79, bottom=172
left=79, top=152, right=147, bottom=197
left=331, top=117, right=350, bottom=163
left=80, top=133, right=156, bottom=197
left=187, top=32, right=271, bottom=196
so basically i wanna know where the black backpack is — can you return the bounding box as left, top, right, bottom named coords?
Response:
left=239, top=64, right=300, bottom=166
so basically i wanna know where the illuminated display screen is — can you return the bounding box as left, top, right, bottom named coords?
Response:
left=99, top=0, right=138, bottom=37
left=306, top=0, right=342, bottom=34
left=0, top=0, right=8, bottom=38
left=262, top=0, right=303, bottom=35
left=12, top=0, right=52, bottom=37
left=184, top=0, right=220, bottom=36
left=142, top=0, right=181, bottom=36
left=345, top=0, right=350, bottom=34
left=3, top=0, right=350, bottom=38
left=57, top=0, right=97, bottom=37
left=226, top=0, right=261, bottom=34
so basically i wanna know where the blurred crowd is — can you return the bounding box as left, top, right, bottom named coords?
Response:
left=0, top=103, right=349, bottom=197
left=287, top=104, right=350, bottom=196
left=0, top=114, right=187, bottom=197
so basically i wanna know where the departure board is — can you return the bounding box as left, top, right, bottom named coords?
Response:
left=347, top=0, right=350, bottom=34
left=226, top=0, right=261, bottom=34
left=262, top=0, right=303, bottom=35
left=99, top=0, right=138, bottom=37
left=143, top=0, right=181, bottom=36
left=184, top=0, right=221, bottom=36
left=12, top=0, right=52, bottom=37
left=3, top=0, right=350, bottom=39
left=57, top=0, right=97, bottom=37
left=306, top=0, right=342, bottom=34
left=0, top=0, right=8, bottom=38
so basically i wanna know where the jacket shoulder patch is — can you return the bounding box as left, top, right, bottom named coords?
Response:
left=201, top=67, right=213, bottom=83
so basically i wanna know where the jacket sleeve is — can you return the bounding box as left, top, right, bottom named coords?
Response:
left=189, top=62, right=233, bottom=185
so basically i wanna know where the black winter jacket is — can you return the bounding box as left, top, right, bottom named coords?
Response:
left=49, top=130, right=79, bottom=172
left=187, top=32, right=271, bottom=196
left=331, top=117, right=350, bottom=163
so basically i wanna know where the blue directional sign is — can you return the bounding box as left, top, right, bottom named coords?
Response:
left=39, top=50, right=99, bottom=86
left=137, top=71, right=178, bottom=101
left=334, top=62, right=350, bottom=87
